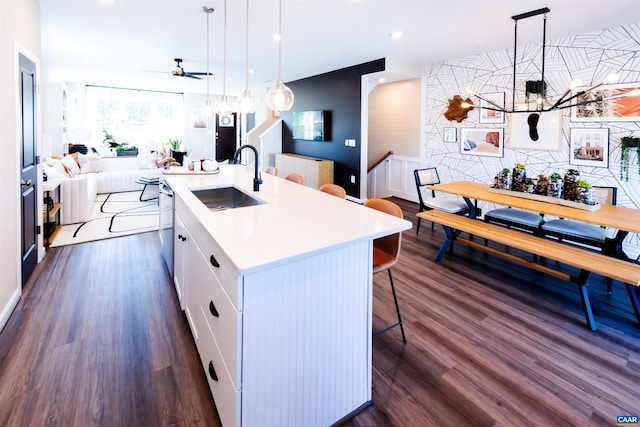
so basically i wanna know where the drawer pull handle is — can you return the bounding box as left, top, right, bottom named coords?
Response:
left=208, top=361, right=219, bottom=382
left=210, top=254, right=220, bottom=268
left=209, top=301, right=219, bottom=317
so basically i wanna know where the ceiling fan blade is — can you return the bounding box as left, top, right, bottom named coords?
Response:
left=184, top=74, right=203, bottom=80
left=188, top=72, right=213, bottom=76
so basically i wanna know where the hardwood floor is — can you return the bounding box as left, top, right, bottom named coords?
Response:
left=0, top=233, right=220, bottom=427
left=1, top=198, right=639, bottom=426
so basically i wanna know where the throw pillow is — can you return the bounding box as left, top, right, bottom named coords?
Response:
left=138, top=153, right=158, bottom=170
left=61, top=154, right=80, bottom=176
left=77, top=153, right=101, bottom=173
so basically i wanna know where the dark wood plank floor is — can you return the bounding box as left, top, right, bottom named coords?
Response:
left=1, top=198, right=639, bottom=426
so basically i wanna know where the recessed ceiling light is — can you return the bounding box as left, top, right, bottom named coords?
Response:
left=378, top=77, right=386, bottom=83
left=389, top=31, right=403, bottom=40
left=273, top=34, right=282, bottom=42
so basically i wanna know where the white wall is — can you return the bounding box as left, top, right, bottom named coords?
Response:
left=183, top=92, right=216, bottom=160
left=368, top=78, right=422, bottom=164
left=0, top=0, right=41, bottom=332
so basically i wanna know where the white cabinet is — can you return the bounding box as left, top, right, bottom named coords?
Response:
left=176, top=193, right=374, bottom=427
left=173, top=213, right=187, bottom=310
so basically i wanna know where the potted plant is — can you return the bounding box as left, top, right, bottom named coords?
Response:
left=620, top=136, right=639, bottom=182
left=168, top=137, right=185, bottom=165
left=535, top=173, right=548, bottom=195
left=511, top=163, right=527, bottom=192
left=116, top=145, right=138, bottom=156
left=548, top=171, right=563, bottom=198
left=575, top=179, right=594, bottom=205
left=102, top=128, right=119, bottom=147
left=492, top=167, right=511, bottom=190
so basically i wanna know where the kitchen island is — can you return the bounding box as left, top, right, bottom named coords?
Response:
left=163, top=165, right=411, bottom=427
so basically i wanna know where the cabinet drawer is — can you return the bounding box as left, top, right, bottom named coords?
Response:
left=195, top=228, right=243, bottom=312
left=197, top=279, right=242, bottom=387
left=196, top=326, right=241, bottom=427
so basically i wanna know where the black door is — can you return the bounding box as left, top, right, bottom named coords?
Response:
left=215, top=113, right=237, bottom=162
left=19, top=54, right=38, bottom=285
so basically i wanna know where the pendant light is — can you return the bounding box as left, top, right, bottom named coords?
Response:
left=215, top=0, right=234, bottom=115
left=266, top=0, right=294, bottom=112
left=201, top=6, right=214, bottom=117
left=235, top=0, right=255, bottom=114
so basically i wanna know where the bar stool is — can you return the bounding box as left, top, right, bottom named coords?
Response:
left=265, top=166, right=278, bottom=176
left=284, top=173, right=304, bottom=185
left=364, top=198, right=407, bottom=344
left=319, top=183, right=346, bottom=199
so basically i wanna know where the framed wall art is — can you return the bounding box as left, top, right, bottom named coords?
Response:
left=571, top=82, right=640, bottom=121
left=569, top=128, right=609, bottom=167
left=191, top=110, right=209, bottom=130
left=443, top=127, right=456, bottom=142
left=479, top=92, right=505, bottom=124
left=509, top=109, right=562, bottom=151
left=460, top=128, right=504, bottom=158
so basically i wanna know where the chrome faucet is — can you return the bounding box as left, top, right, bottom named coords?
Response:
left=232, top=144, right=262, bottom=191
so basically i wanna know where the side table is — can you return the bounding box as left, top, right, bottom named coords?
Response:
left=42, top=179, right=62, bottom=249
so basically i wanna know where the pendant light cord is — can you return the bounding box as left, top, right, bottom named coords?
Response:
left=278, top=0, right=282, bottom=81
left=245, top=0, right=249, bottom=90
left=222, top=0, right=227, bottom=98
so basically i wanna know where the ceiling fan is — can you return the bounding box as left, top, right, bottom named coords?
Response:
left=171, top=58, right=211, bottom=79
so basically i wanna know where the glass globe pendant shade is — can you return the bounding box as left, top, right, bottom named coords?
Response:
left=266, top=80, right=294, bottom=112
left=215, top=95, right=234, bottom=116
left=235, top=89, right=256, bottom=114
left=201, top=99, right=213, bottom=117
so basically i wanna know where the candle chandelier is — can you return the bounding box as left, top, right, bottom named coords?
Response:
left=463, top=7, right=640, bottom=115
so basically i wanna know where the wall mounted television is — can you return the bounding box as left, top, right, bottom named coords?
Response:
left=292, top=110, right=325, bottom=141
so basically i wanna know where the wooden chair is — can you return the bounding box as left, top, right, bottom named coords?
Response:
left=284, top=173, right=304, bottom=185
left=540, top=186, right=619, bottom=292
left=363, top=198, right=407, bottom=344
left=414, top=168, right=469, bottom=233
left=264, top=166, right=278, bottom=176
left=319, top=183, right=346, bottom=199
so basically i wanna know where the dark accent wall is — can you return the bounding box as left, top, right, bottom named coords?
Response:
left=280, top=58, right=385, bottom=198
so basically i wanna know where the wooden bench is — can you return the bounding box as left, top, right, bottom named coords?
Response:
left=417, top=209, right=640, bottom=331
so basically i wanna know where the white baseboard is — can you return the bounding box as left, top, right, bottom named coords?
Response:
left=0, top=288, right=21, bottom=334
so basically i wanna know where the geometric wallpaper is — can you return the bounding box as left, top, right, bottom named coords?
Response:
left=424, top=22, right=640, bottom=258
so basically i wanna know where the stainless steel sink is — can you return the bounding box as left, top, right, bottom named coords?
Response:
left=191, top=186, right=264, bottom=212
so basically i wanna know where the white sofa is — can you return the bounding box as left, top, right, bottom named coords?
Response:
left=48, top=155, right=161, bottom=225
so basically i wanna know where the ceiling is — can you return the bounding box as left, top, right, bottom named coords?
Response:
left=40, top=0, right=640, bottom=98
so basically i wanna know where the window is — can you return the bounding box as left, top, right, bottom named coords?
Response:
left=85, top=86, right=184, bottom=152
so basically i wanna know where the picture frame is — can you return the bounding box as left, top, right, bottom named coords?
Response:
left=509, top=109, right=562, bottom=151
left=460, top=128, right=504, bottom=158
left=443, top=127, right=456, bottom=142
left=571, top=82, right=640, bottom=121
left=569, top=128, right=609, bottom=167
left=479, top=92, right=505, bottom=124
left=191, top=110, right=209, bottom=130
left=218, top=113, right=235, bottom=127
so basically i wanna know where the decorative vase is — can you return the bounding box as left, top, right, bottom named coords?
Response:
left=171, top=150, right=185, bottom=166
left=547, top=177, right=563, bottom=198
left=492, top=170, right=511, bottom=190
left=511, top=167, right=527, bottom=192
left=578, top=187, right=595, bottom=205
left=535, top=178, right=549, bottom=195
left=563, top=169, right=580, bottom=201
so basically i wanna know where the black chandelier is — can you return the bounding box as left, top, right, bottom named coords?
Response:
left=463, top=7, right=640, bottom=115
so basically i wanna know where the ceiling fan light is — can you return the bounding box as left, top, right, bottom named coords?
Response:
left=236, top=89, right=256, bottom=114
left=266, top=80, right=294, bottom=112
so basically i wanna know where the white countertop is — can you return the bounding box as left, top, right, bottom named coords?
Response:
left=164, top=165, right=412, bottom=275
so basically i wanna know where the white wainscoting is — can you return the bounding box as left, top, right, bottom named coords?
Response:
left=368, top=155, right=420, bottom=203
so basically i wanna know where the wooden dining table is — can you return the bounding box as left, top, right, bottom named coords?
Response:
left=429, top=181, right=640, bottom=261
